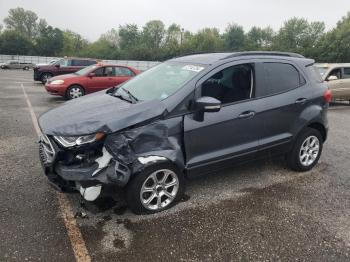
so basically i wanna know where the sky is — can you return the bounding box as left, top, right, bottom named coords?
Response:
left=0, top=0, right=349, bottom=41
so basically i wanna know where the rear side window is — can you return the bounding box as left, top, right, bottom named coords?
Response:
left=258, top=62, right=304, bottom=96
left=71, top=59, right=96, bottom=66
left=343, top=67, right=350, bottom=79
left=115, top=67, right=135, bottom=76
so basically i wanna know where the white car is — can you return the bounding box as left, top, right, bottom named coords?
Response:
left=315, top=63, right=350, bottom=101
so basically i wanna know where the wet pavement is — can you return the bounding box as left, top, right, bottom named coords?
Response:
left=0, top=70, right=350, bottom=261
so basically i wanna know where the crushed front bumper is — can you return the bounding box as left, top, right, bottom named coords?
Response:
left=38, top=135, right=131, bottom=198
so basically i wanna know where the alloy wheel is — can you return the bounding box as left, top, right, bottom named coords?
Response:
left=140, top=169, right=179, bottom=211
left=299, top=135, right=320, bottom=166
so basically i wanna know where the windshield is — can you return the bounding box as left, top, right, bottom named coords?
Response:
left=74, top=65, right=98, bottom=76
left=114, top=62, right=205, bottom=101
left=315, top=66, right=329, bottom=77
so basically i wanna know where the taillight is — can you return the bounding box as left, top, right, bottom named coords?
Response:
left=323, top=89, right=332, bottom=103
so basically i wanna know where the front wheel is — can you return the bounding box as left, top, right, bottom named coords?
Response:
left=23, top=66, right=29, bottom=70
left=127, top=162, right=186, bottom=214
left=66, top=85, right=85, bottom=100
left=40, top=73, right=52, bottom=84
left=286, top=128, right=323, bottom=172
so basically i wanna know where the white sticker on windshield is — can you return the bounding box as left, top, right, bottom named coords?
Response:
left=182, top=65, right=204, bottom=72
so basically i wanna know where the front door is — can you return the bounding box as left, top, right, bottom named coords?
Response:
left=184, top=62, right=263, bottom=176
left=85, top=66, right=116, bottom=93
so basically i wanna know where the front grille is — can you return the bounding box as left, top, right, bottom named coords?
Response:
left=39, top=134, right=56, bottom=164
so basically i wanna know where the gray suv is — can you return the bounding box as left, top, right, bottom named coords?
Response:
left=38, top=52, right=330, bottom=214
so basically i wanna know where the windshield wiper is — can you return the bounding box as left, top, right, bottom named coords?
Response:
left=121, top=87, right=138, bottom=103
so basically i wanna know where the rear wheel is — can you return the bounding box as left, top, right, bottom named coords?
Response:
left=127, top=162, right=185, bottom=214
left=40, top=73, right=52, bottom=84
left=23, top=66, right=29, bottom=70
left=286, top=128, right=323, bottom=171
left=66, top=85, right=85, bottom=99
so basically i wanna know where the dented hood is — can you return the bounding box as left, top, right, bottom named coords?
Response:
left=38, top=91, right=168, bottom=136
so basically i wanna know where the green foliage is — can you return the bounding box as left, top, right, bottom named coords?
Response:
left=223, top=24, right=245, bottom=51
left=62, top=30, right=88, bottom=56
left=35, top=25, right=63, bottom=56
left=4, top=7, right=38, bottom=39
left=0, top=30, right=33, bottom=55
left=1, top=7, right=350, bottom=62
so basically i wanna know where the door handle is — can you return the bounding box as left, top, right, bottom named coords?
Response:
left=238, top=111, right=255, bottom=119
left=295, top=98, right=307, bottom=104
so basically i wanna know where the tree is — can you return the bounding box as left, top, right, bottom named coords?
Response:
left=0, top=30, right=33, bottom=54
left=317, top=12, right=350, bottom=62
left=245, top=26, right=274, bottom=50
left=119, top=24, right=140, bottom=50
left=62, top=30, right=88, bottom=56
left=193, top=28, right=224, bottom=52
left=142, top=20, right=166, bottom=49
left=275, top=18, right=325, bottom=55
left=223, top=23, right=245, bottom=51
left=35, top=25, right=64, bottom=56
left=4, top=7, right=38, bottom=39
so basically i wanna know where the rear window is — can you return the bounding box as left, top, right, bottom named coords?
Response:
left=259, top=62, right=304, bottom=96
left=306, top=65, right=324, bottom=83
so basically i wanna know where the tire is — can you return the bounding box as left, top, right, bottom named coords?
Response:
left=40, top=73, right=53, bottom=84
left=66, top=85, right=85, bottom=100
left=23, top=66, right=29, bottom=70
left=126, top=162, right=186, bottom=215
left=286, top=127, right=323, bottom=172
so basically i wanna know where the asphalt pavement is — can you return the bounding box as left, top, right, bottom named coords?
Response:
left=0, top=70, right=350, bottom=261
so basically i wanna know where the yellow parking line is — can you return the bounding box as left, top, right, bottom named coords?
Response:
left=21, top=83, right=91, bottom=262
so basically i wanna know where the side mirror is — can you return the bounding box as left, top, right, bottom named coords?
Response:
left=327, top=75, right=338, bottom=81
left=194, top=96, right=221, bottom=121
left=88, top=72, right=96, bottom=77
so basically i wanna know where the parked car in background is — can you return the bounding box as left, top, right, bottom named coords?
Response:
left=0, top=60, right=34, bottom=70
left=35, top=59, right=59, bottom=67
left=34, top=57, right=98, bottom=84
left=315, top=63, right=350, bottom=101
left=38, top=52, right=330, bottom=214
left=45, top=63, right=140, bottom=99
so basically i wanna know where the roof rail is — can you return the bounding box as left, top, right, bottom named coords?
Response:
left=173, top=51, right=226, bottom=59
left=222, top=51, right=305, bottom=60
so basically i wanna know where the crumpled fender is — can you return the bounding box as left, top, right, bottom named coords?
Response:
left=104, top=117, right=185, bottom=179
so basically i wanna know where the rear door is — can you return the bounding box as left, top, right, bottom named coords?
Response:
left=114, top=67, right=135, bottom=86
left=338, top=67, right=350, bottom=98
left=254, top=60, right=311, bottom=156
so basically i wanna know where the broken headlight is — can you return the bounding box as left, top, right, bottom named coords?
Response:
left=54, top=133, right=105, bottom=148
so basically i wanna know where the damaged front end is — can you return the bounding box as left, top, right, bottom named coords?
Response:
left=38, top=119, right=184, bottom=202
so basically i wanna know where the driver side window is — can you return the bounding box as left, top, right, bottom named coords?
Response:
left=200, top=63, right=254, bottom=104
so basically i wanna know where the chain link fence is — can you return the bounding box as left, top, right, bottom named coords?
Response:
left=0, top=54, right=160, bottom=71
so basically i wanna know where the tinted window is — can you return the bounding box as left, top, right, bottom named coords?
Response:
left=115, top=67, right=135, bottom=76
left=104, top=67, right=115, bottom=76
left=343, top=67, right=350, bottom=79
left=94, top=67, right=104, bottom=77
left=260, top=63, right=302, bottom=96
left=86, top=60, right=97, bottom=66
left=200, top=63, right=254, bottom=104
left=71, top=59, right=88, bottom=66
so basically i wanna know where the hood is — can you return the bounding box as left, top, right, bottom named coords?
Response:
left=49, top=74, right=77, bottom=82
left=38, top=91, right=168, bottom=136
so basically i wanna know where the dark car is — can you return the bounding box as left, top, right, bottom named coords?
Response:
left=38, top=52, right=331, bottom=214
left=33, top=57, right=98, bottom=83
left=45, top=63, right=140, bottom=99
